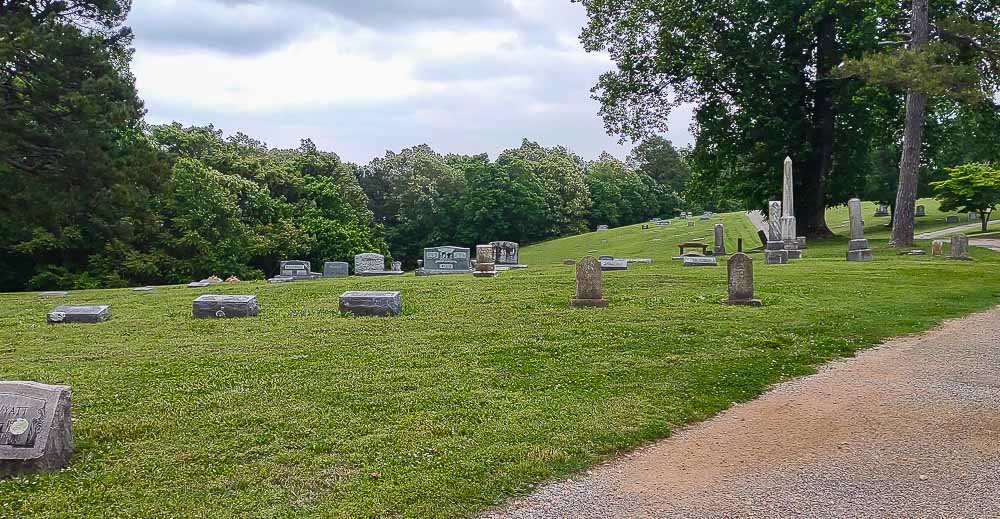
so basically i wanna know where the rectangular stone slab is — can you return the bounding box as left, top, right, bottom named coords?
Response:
left=599, top=259, right=629, bottom=271
left=192, top=295, right=259, bottom=319
left=683, top=257, right=718, bottom=267
left=47, top=305, right=110, bottom=324
left=0, top=381, right=73, bottom=477
left=339, top=291, right=402, bottom=317
left=323, top=262, right=349, bottom=278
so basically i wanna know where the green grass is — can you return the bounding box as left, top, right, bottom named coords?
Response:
left=2, top=212, right=999, bottom=517
left=823, top=197, right=981, bottom=239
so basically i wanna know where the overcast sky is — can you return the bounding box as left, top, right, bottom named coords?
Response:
left=127, top=0, right=694, bottom=164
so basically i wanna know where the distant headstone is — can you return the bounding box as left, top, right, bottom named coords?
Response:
left=682, top=257, right=718, bottom=267
left=656, top=220, right=670, bottom=226
left=132, top=287, right=154, bottom=293
left=946, top=215, right=960, bottom=224
left=687, top=221, right=695, bottom=227
left=700, top=213, right=711, bottom=221
left=416, top=246, right=472, bottom=276
left=562, top=259, right=576, bottom=266
left=473, top=245, right=499, bottom=278
left=280, top=260, right=317, bottom=280
left=39, top=292, right=68, bottom=298
left=570, top=257, right=607, bottom=308
left=354, top=253, right=385, bottom=274
left=323, top=262, right=349, bottom=278
left=600, top=259, right=628, bottom=271
left=847, top=198, right=873, bottom=262
left=596, top=225, right=609, bottom=231
left=625, top=258, right=652, bottom=264
left=915, top=205, right=926, bottom=217
left=796, top=236, right=807, bottom=249
left=738, top=238, right=744, bottom=253
left=490, top=241, right=525, bottom=268
left=969, top=212, right=979, bottom=222
left=874, top=204, right=889, bottom=217
left=0, top=381, right=73, bottom=477
left=339, top=291, right=402, bottom=317
left=192, top=295, right=259, bottom=319
left=931, top=240, right=945, bottom=257
left=187, top=281, right=210, bottom=288
left=598, top=255, right=614, bottom=261
left=642, top=224, right=650, bottom=230
left=950, top=234, right=971, bottom=260
left=46, top=305, right=110, bottom=325
left=757, top=230, right=768, bottom=248
left=713, top=224, right=726, bottom=255
left=723, top=253, right=762, bottom=306
left=267, top=276, right=294, bottom=284
left=391, top=261, right=403, bottom=273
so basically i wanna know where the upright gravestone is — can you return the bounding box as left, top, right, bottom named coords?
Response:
left=0, top=381, right=74, bottom=477
left=192, top=295, right=259, bottom=319
left=473, top=245, right=499, bottom=278
left=847, top=198, right=873, bottom=262
left=490, top=241, right=526, bottom=268
left=950, top=234, right=971, bottom=260
left=391, top=261, right=403, bottom=273
left=279, top=260, right=317, bottom=280
left=946, top=215, right=960, bottom=224
left=323, top=262, right=349, bottom=278
left=915, top=205, right=926, bottom=217
left=969, top=212, right=979, bottom=222
left=764, top=201, right=789, bottom=265
left=339, top=291, right=402, bottom=317
left=355, top=253, right=405, bottom=277
left=416, top=246, right=472, bottom=276
left=713, top=224, right=726, bottom=255
left=569, top=256, right=608, bottom=308
left=723, top=253, right=762, bottom=306
left=931, top=239, right=945, bottom=257
left=874, top=204, right=889, bottom=217
left=596, top=225, right=609, bottom=232
left=46, top=305, right=110, bottom=324
left=687, top=221, right=695, bottom=227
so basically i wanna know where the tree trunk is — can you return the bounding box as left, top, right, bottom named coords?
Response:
left=983, top=211, right=989, bottom=233
left=800, top=12, right=836, bottom=238
left=890, top=0, right=930, bottom=247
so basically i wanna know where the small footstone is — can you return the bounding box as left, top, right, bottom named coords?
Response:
left=47, top=305, right=110, bottom=324
left=339, top=291, right=402, bottom=317
left=192, top=295, right=259, bottom=319
left=0, top=381, right=74, bottom=478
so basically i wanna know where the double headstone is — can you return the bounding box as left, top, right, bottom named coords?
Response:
left=846, top=198, right=873, bottom=262
left=0, top=381, right=74, bottom=477
left=279, top=260, right=318, bottom=280
left=713, top=224, right=726, bottom=256
left=192, top=295, right=259, bottom=319
left=950, top=235, right=971, bottom=260
left=490, top=241, right=526, bottom=268
left=570, top=257, right=608, bottom=308
left=723, top=253, right=762, bottom=306
left=356, top=253, right=405, bottom=277
left=473, top=245, right=499, bottom=278
left=764, top=201, right=789, bottom=265
left=339, top=291, right=402, bottom=317
left=47, top=305, right=110, bottom=324
left=415, top=246, right=472, bottom=276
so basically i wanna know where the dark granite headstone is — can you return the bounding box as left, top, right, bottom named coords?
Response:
left=323, top=262, right=349, bottom=278
left=47, top=305, right=110, bottom=324
left=339, top=291, right=402, bottom=316
left=416, top=246, right=472, bottom=275
left=192, top=295, right=259, bottom=319
left=0, top=381, right=73, bottom=477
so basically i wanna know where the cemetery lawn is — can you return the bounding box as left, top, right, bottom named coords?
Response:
left=2, top=212, right=999, bottom=517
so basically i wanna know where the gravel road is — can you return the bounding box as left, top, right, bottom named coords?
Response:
left=484, top=307, right=1000, bottom=518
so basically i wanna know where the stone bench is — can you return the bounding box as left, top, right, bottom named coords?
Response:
left=678, top=242, right=709, bottom=256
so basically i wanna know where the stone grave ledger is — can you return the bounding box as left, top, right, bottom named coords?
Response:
left=339, top=291, right=402, bottom=317
left=0, top=381, right=73, bottom=477
left=490, top=241, right=525, bottom=267
left=416, top=246, right=472, bottom=276
left=724, top=253, right=762, bottom=307
left=323, top=262, right=349, bottom=278
left=192, top=295, right=259, bottom=319
left=473, top=245, right=499, bottom=278
left=570, top=257, right=607, bottom=308
left=47, top=305, right=110, bottom=325
left=683, top=257, right=718, bottom=267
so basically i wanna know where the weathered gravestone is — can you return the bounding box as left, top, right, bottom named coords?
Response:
left=847, top=198, right=873, bottom=262
left=391, top=261, right=403, bottom=273
left=931, top=240, right=945, bottom=257
left=490, top=241, right=526, bottom=268
left=764, top=200, right=789, bottom=265
left=415, top=246, right=472, bottom=276
left=569, top=257, right=607, bottom=308
left=192, top=295, right=259, bottom=319
left=780, top=157, right=802, bottom=259
left=323, top=262, right=349, bottom=278
left=874, top=204, right=889, bottom=217
left=683, top=256, right=718, bottom=267
left=47, top=305, right=110, bottom=325
left=723, top=253, right=762, bottom=307
left=713, top=224, right=726, bottom=256
left=473, top=245, right=499, bottom=278
left=339, top=291, right=402, bottom=317
left=950, top=235, right=971, bottom=260
left=355, top=253, right=405, bottom=277
left=969, top=212, right=979, bottom=222
left=687, top=221, right=695, bottom=227
left=0, top=381, right=73, bottom=477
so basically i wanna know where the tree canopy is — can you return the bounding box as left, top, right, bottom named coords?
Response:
left=932, top=162, right=1000, bottom=232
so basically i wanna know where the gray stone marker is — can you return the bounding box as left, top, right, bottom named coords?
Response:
left=950, top=235, right=971, bottom=260
left=490, top=241, right=526, bottom=268
left=132, top=287, right=154, bottom=293
left=39, top=292, right=68, bottom=298
left=355, top=253, right=405, bottom=277
left=916, top=205, right=926, bottom=217
left=931, top=240, right=945, bottom=257
left=946, top=215, right=960, bottom=224
left=47, top=305, right=110, bottom=324
left=723, top=253, right=762, bottom=306
left=683, top=256, right=718, bottom=267
left=192, top=295, right=259, bottom=319
left=847, top=198, right=873, bottom=262
left=339, top=291, right=402, bottom=317
left=780, top=158, right=804, bottom=259
left=267, top=276, right=294, bottom=284
left=415, top=246, right=472, bottom=276
left=0, top=381, right=73, bottom=477
left=280, top=260, right=318, bottom=280
left=600, top=259, right=628, bottom=271
left=874, top=204, right=889, bottom=217
left=323, top=262, right=349, bottom=278
left=713, top=224, right=726, bottom=255
left=473, top=245, right=499, bottom=278
left=764, top=200, right=789, bottom=265
left=391, top=261, right=403, bottom=273
left=570, top=256, right=607, bottom=308
left=596, top=225, right=609, bottom=231
left=656, top=220, right=670, bottom=226
left=187, top=281, right=210, bottom=288
left=969, top=212, right=979, bottom=222
left=562, top=259, right=576, bottom=266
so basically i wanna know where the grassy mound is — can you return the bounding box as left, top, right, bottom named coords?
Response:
left=1, top=211, right=997, bottom=517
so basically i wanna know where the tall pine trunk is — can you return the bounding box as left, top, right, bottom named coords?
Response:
left=891, top=0, right=929, bottom=247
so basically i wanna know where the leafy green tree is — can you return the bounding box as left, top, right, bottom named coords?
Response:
left=0, top=0, right=168, bottom=290
left=628, top=136, right=691, bottom=195
left=931, top=162, right=1000, bottom=232
left=585, top=153, right=659, bottom=228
